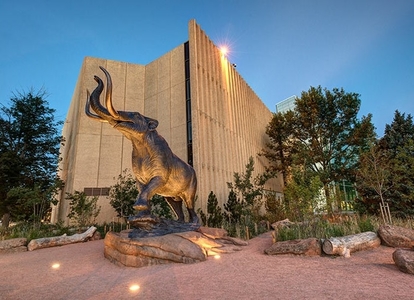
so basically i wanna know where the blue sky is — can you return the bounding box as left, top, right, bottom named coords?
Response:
left=1, top=0, right=413, bottom=136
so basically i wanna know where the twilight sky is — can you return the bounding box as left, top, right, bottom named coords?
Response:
left=1, top=0, right=413, bottom=136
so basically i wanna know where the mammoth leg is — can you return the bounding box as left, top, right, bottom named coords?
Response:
left=165, top=197, right=185, bottom=222
left=133, top=176, right=164, bottom=211
left=181, top=178, right=198, bottom=224
left=133, top=193, right=150, bottom=212
left=187, top=207, right=199, bottom=224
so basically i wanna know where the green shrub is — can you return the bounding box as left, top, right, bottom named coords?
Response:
left=109, top=170, right=139, bottom=221
left=0, top=222, right=72, bottom=242
left=150, top=194, right=174, bottom=219
left=198, top=191, right=223, bottom=228
left=66, top=191, right=101, bottom=228
left=274, top=215, right=380, bottom=242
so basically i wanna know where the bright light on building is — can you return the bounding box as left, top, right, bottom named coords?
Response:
left=220, top=46, right=229, bottom=56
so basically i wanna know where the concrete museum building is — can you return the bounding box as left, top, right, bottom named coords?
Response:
left=51, top=20, right=283, bottom=224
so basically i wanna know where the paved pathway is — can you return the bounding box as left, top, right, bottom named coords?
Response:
left=0, top=232, right=413, bottom=299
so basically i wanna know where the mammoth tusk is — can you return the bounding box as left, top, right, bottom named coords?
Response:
left=85, top=90, right=108, bottom=123
left=99, top=66, right=119, bottom=119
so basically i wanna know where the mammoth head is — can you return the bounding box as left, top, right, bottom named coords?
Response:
left=86, top=66, right=158, bottom=137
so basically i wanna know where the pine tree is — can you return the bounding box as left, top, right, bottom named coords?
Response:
left=0, top=89, right=63, bottom=227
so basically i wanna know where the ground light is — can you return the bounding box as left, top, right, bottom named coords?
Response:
left=51, top=263, right=60, bottom=269
left=129, top=284, right=140, bottom=292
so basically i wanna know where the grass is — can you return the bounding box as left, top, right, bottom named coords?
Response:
left=0, top=220, right=132, bottom=243
left=1, top=215, right=413, bottom=243
left=0, top=222, right=73, bottom=241
left=275, top=214, right=380, bottom=242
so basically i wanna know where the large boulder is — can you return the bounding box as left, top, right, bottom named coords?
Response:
left=264, top=238, right=321, bottom=256
left=393, top=249, right=414, bottom=275
left=0, top=238, right=27, bottom=253
left=378, top=225, right=414, bottom=248
left=104, top=228, right=247, bottom=268
left=104, top=231, right=207, bottom=267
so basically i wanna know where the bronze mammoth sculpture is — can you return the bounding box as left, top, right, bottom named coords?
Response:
left=85, top=66, right=198, bottom=224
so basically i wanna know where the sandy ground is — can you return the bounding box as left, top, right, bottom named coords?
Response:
left=0, top=232, right=413, bottom=300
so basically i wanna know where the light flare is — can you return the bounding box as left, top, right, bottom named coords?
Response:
left=129, top=284, right=140, bottom=292
left=51, top=263, right=60, bottom=269
left=220, top=45, right=229, bottom=56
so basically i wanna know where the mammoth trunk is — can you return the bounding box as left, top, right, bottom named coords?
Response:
left=88, top=66, right=119, bottom=121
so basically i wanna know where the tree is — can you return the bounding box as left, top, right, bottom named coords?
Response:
left=203, top=191, right=223, bottom=228
left=109, top=170, right=174, bottom=221
left=0, top=89, right=63, bottom=227
left=223, top=189, right=243, bottom=224
left=283, top=166, right=323, bottom=221
left=355, top=140, right=391, bottom=217
left=263, top=86, right=375, bottom=213
left=227, top=156, right=267, bottom=221
left=108, top=170, right=139, bottom=222
left=378, top=111, right=414, bottom=216
left=150, top=194, right=174, bottom=219
left=262, top=110, right=296, bottom=185
left=66, top=191, right=101, bottom=228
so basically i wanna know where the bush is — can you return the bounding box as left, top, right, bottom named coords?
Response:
left=109, top=170, right=138, bottom=221
left=150, top=194, right=174, bottom=219
left=274, top=215, right=379, bottom=242
left=198, top=191, right=223, bottom=228
left=66, top=191, right=101, bottom=228
left=0, top=221, right=72, bottom=242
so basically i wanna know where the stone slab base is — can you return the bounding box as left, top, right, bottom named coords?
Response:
left=104, top=226, right=247, bottom=268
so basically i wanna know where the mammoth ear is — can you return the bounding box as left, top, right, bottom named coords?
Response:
left=146, top=117, right=159, bottom=131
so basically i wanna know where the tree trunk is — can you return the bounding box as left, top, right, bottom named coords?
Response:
left=323, top=184, right=332, bottom=213
left=322, top=231, right=381, bottom=257
left=1, top=213, right=10, bottom=228
left=27, top=226, right=97, bottom=251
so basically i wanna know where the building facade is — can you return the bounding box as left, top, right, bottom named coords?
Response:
left=52, top=20, right=282, bottom=224
left=275, top=95, right=296, bottom=113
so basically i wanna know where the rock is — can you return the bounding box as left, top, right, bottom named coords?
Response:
left=175, top=231, right=243, bottom=255
left=104, top=227, right=249, bottom=267
left=220, top=236, right=248, bottom=246
left=271, top=218, right=295, bottom=230
left=197, top=226, right=228, bottom=239
left=197, top=226, right=248, bottom=247
left=393, top=248, right=414, bottom=275
left=264, top=238, right=321, bottom=256
left=0, top=238, right=28, bottom=253
left=378, top=225, right=414, bottom=248
left=89, top=231, right=102, bottom=241
left=104, top=231, right=206, bottom=267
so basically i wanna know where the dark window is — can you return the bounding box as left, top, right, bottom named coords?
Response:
left=83, top=187, right=110, bottom=196
left=184, top=41, right=193, bottom=166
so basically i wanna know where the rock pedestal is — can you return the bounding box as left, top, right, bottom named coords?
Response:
left=104, top=225, right=247, bottom=268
